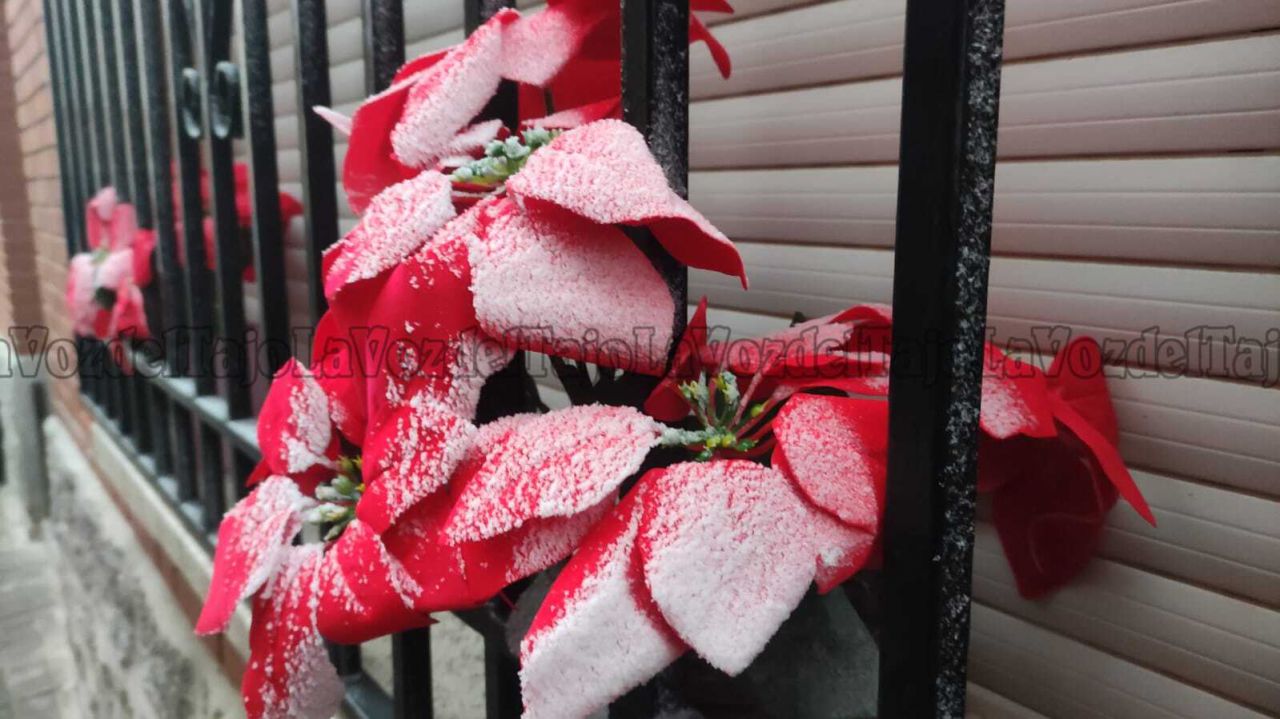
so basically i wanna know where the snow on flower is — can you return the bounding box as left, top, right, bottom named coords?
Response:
left=978, top=337, right=1155, bottom=598
left=65, top=187, right=151, bottom=341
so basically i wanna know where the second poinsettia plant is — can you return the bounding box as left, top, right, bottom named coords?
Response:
left=195, top=3, right=1154, bottom=719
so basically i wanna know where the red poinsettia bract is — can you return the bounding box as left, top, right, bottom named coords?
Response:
left=66, top=187, right=151, bottom=340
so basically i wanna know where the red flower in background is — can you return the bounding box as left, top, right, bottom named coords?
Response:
left=139, top=162, right=304, bottom=286
left=979, top=337, right=1155, bottom=598
left=66, top=187, right=151, bottom=341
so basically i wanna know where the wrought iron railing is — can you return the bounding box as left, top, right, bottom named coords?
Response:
left=42, top=0, right=1007, bottom=716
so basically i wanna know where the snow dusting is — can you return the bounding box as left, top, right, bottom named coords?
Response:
left=520, top=491, right=684, bottom=719
left=637, top=461, right=815, bottom=674
left=469, top=198, right=676, bottom=374
left=244, top=546, right=344, bottom=719
left=196, top=476, right=315, bottom=636
left=391, top=12, right=516, bottom=168
left=443, top=404, right=659, bottom=543
left=771, top=394, right=886, bottom=531
left=358, top=391, right=477, bottom=534
left=507, top=120, right=746, bottom=286
left=322, top=170, right=456, bottom=301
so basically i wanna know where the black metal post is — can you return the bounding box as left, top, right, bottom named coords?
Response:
left=393, top=628, right=433, bottom=719
left=292, top=0, right=339, bottom=326
left=41, top=0, right=77, bottom=256
left=166, top=0, right=217, bottom=395
left=138, top=0, right=189, bottom=371
left=878, top=1, right=1007, bottom=717
left=242, top=0, right=291, bottom=377
left=197, top=0, right=252, bottom=419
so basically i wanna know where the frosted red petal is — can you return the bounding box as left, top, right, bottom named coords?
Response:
left=980, top=344, right=1057, bottom=440
left=321, top=170, right=456, bottom=302
left=314, top=520, right=432, bottom=644
left=772, top=394, right=887, bottom=531
left=391, top=11, right=517, bottom=168
left=197, top=476, right=314, bottom=635
left=358, top=392, right=477, bottom=534
left=257, top=359, right=335, bottom=479
left=521, top=489, right=684, bottom=719
left=501, top=1, right=608, bottom=87
left=242, top=546, right=345, bottom=719
left=507, top=120, right=746, bottom=286
left=443, top=404, right=659, bottom=543
left=637, top=460, right=815, bottom=674
left=469, top=198, right=676, bottom=374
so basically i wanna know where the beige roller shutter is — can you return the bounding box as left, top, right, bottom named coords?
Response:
left=267, top=1, right=1280, bottom=715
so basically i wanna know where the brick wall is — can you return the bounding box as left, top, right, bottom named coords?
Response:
left=1, top=0, right=90, bottom=441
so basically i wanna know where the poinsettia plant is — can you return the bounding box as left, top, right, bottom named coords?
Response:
left=190, top=4, right=1153, bottom=719
left=65, top=187, right=150, bottom=341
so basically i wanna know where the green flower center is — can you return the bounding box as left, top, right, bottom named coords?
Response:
left=449, top=128, right=560, bottom=188
left=306, top=455, right=363, bottom=541
left=658, top=371, right=765, bottom=461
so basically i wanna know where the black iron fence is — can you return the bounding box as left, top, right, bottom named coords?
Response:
left=42, top=0, right=1007, bottom=716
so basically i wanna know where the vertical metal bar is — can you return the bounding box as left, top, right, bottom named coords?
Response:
left=115, top=0, right=152, bottom=227
left=362, top=0, right=404, bottom=92
left=199, top=422, right=226, bottom=531
left=151, top=388, right=174, bottom=475
left=393, top=628, right=433, bottom=719
left=877, top=1, right=1007, bottom=717
left=61, top=0, right=92, bottom=231
left=483, top=634, right=520, bottom=719
left=242, top=0, right=291, bottom=376
left=41, top=0, right=78, bottom=257
left=618, top=0, right=689, bottom=389
left=80, top=2, right=110, bottom=188
left=171, top=404, right=198, bottom=501
left=52, top=0, right=86, bottom=251
left=291, top=0, right=339, bottom=326
left=138, top=0, right=189, bottom=371
left=198, top=0, right=252, bottom=418
left=97, top=0, right=130, bottom=195
left=167, top=0, right=217, bottom=393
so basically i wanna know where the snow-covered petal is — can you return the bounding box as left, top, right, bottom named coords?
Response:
left=109, top=202, right=138, bottom=251
left=342, top=73, right=434, bottom=215
left=501, top=0, right=609, bottom=86
left=980, top=345, right=1057, bottom=440
left=507, top=120, right=746, bottom=286
left=310, top=310, right=370, bottom=445
left=469, top=197, right=677, bottom=374
left=358, top=392, right=476, bottom=534
left=442, top=119, right=504, bottom=157
left=66, top=253, right=97, bottom=335
left=637, top=460, right=815, bottom=674
left=321, top=170, right=456, bottom=302
left=196, top=477, right=315, bottom=635
left=391, top=10, right=518, bottom=168
left=257, top=359, right=336, bottom=486
left=95, top=248, right=134, bottom=290
left=443, top=404, right=659, bottom=543
left=521, top=488, right=685, bottom=719
left=242, top=546, right=345, bottom=719
left=312, top=105, right=352, bottom=136
left=314, top=520, right=432, bottom=644
left=86, top=186, right=118, bottom=250
left=109, top=283, right=150, bottom=339
left=771, top=394, right=886, bottom=531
